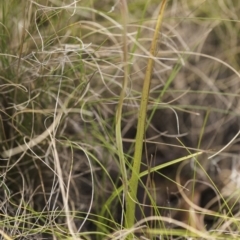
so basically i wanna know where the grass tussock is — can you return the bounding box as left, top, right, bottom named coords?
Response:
left=1, top=0, right=240, bottom=239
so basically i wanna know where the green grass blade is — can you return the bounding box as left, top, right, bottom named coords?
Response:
left=125, top=0, right=168, bottom=231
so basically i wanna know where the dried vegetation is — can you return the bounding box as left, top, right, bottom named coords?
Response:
left=0, top=0, right=240, bottom=239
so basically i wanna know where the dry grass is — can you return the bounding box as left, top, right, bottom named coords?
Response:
left=0, top=0, right=240, bottom=239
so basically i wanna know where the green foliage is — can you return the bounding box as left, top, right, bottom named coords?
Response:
left=1, top=0, right=240, bottom=239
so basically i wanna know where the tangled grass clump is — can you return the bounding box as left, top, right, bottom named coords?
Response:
left=1, top=0, right=240, bottom=239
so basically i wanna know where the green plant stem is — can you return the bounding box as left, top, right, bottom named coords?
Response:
left=115, top=0, right=129, bottom=208
left=125, top=0, right=167, bottom=230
